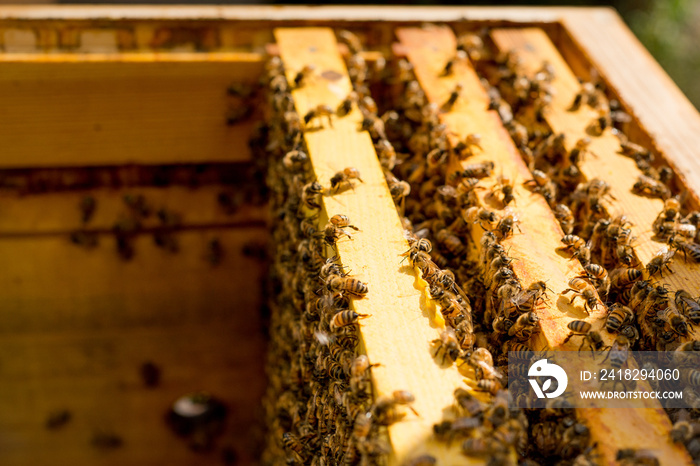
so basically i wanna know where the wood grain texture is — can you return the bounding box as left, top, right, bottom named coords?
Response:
left=275, top=27, right=473, bottom=466
left=491, top=28, right=700, bottom=342
left=490, top=27, right=693, bottom=466
left=0, top=57, right=261, bottom=168
left=559, top=10, right=700, bottom=209
left=0, top=228, right=268, bottom=466
left=0, top=186, right=265, bottom=236
left=397, top=24, right=601, bottom=352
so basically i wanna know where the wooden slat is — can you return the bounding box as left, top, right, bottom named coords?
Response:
left=491, top=28, right=700, bottom=341
left=0, top=186, right=265, bottom=236
left=397, top=24, right=600, bottom=352
left=0, top=228, right=268, bottom=466
left=275, top=27, right=471, bottom=465
left=490, top=27, right=693, bottom=466
left=0, top=57, right=261, bottom=168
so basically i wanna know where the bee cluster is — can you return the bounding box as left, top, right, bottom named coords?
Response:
left=257, top=54, right=429, bottom=466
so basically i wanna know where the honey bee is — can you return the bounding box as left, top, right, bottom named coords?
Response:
left=615, top=448, right=659, bottom=466
left=603, top=335, right=630, bottom=370
left=442, top=82, right=464, bottom=112
left=454, top=133, right=483, bottom=161
left=330, top=310, right=370, bottom=330
left=79, top=195, right=96, bottom=223
left=582, top=263, right=610, bottom=297
left=330, top=214, right=359, bottom=231
left=373, top=390, right=418, bottom=425
left=507, top=311, right=540, bottom=342
left=568, top=137, right=592, bottom=164
left=670, top=420, right=697, bottom=444
left=301, top=181, right=324, bottom=210
left=605, top=303, right=634, bottom=333
left=330, top=167, right=363, bottom=193
left=668, top=235, right=700, bottom=263
left=489, top=173, right=515, bottom=207
left=294, top=64, right=316, bottom=88
left=646, top=247, right=674, bottom=277
left=475, top=379, right=504, bottom=396
left=524, top=169, right=557, bottom=205
left=431, top=327, right=462, bottom=365
left=282, top=149, right=309, bottom=173
left=282, top=432, right=306, bottom=462
left=564, top=320, right=606, bottom=353
left=388, top=179, right=411, bottom=213
left=441, top=50, right=467, bottom=76
left=352, top=411, right=373, bottom=440
left=562, top=277, right=599, bottom=314
left=467, top=347, right=503, bottom=380
left=337, top=91, right=357, bottom=116
left=321, top=222, right=353, bottom=249
left=675, top=290, right=700, bottom=324
left=609, top=267, right=643, bottom=289
left=632, top=175, right=671, bottom=200
left=464, top=206, right=498, bottom=230
left=560, top=234, right=589, bottom=259
left=461, top=161, right=495, bottom=179
left=304, top=104, right=334, bottom=128
left=435, top=228, right=466, bottom=257
left=657, top=306, right=690, bottom=338
left=327, top=276, right=368, bottom=298
left=494, top=208, right=521, bottom=240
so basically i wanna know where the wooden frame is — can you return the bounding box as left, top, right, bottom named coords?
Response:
left=2, top=6, right=699, bottom=466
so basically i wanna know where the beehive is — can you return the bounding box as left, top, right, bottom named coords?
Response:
left=2, top=6, right=700, bottom=466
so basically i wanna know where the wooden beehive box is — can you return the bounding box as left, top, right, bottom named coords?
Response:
left=2, top=6, right=700, bottom=466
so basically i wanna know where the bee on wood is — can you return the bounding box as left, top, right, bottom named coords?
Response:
left=301, top=181, right=324, bottom=210
left=337, top=90, right=358, bottom=117
left=441, top=50, right=467, bottom=76
left=675, top=290, right=700, bottom=324
left=321, top=221, right=354, bottom=250
left=330, top=310, right=370, bottom=330
left=463, top=206, right=498, bottom=230
left=615, top=448, right=659, bottom=466
left=330, top=167, right=363, bottom=193
left=454, top=133, right=483, bottom=161
left=646, top=246, right=674, bottom=278
left=657, top=306, right=691, bottom=338
left=564, top=320, right=606, bottom=353
left=603, top=335, right=630, bottom=370
left=293, top=64, right=315, bottom=88
left=91, top=431, right=124, bottom=450
left=605, top=303, right=634, bottom=333
left=376, top=139, right=398, bottom=171
left=524, top=169, right=557, bottom=206
left=69, top=230, right=99, bottom=249
left=123, top=193, right=151, bottom=219
left=467, top=347, right=503, bottom=380
left=206, top=238, right=223, bottom=266
left=431, top=327, right=462, bottom=366
left=489, top=173, right=515, bottom=207
left=442, top=82, right=464, bottom=112
left=327, top=276, right=368, bottom=298
left=79, top=195, right=97, bottom=223
left=581, top=263, right=610, bottom=297
left=46, top=410, right=72, bottom=430
left=559, top=234, right=591, bottom=265
left=304, top=104, right=334, bottom=129
left=494, top=208, right=521, bottom=240
left=388, top=179, right=411, bottom=214
left=513, top=281, right=550, bottom=312
left=568, top=137, right=592, bottom=164
left=668, top=235, right=700, bottom=263
left=562, top=277, right=599, bottom=314
left=461, top=161, right=494, bottom=180
left=508, top=311, right=540, bottom=341
left=372, top=390, right=418, bottom=425
left=610, top=267, right=643, bottom=290
left=632, top=174, right=671, bottom=200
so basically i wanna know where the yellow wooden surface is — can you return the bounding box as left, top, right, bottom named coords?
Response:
left=275, top=27, right=475, bottom=466
left=0, top=57, right=261, bottom=168
left=0, top=228, right=268, bottom=466
left=491, top=28, right=700, bottom=342
left=0, top=186, right=265, bottom=236
left=490, top=27, right=693, bottom=466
